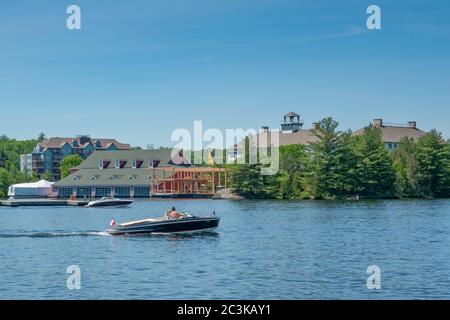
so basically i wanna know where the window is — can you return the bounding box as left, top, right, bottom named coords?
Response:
left=148, top=159, right=154, bottom=168
left=115, top=160, right=120, bottom=169
left=128, top=175, right=137, bottom=180
left=134, top=187, right=150, bottom=198
left=95, top=187, right=111, bottom=197
left=90, top=176, right=98, bottom=181
left=115, top=187, right=130, bottom=197
left=72, top=175, right=81, bottom=181
left=76, top=188, right=91, bottom=198
left=59, top=188, right=73, bottom=197
left=132, top=160, right=137, bottom=169
left=99, top=160, right=111, bottom=169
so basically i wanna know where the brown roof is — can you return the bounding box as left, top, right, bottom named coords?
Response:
left=246, top=129, right=319, bottom=147
left=248, top=124, right=426, bottom=147
left=39, top=137, right=131, bottom=150
left=354, top=126, right=426, bottom=143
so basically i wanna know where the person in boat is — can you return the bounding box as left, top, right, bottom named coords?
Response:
left=166, top=207, right=185, bottom=219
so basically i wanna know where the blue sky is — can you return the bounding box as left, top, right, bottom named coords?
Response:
left=1, top=0, right=449, bottom=148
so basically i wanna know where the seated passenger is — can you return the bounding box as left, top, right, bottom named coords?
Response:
left=166, top=207, right=185, bottom=219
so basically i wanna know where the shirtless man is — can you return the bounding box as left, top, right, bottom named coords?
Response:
left=166, top=207, right=185, bottom=219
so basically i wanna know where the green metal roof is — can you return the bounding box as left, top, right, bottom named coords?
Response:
left=54, top=149, right=192, bottom=188
left=54, top=168, right=175, bottom=187
left=77, top=149, right=189, bottom=169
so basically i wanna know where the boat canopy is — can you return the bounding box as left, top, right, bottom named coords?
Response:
left=8, top=180, right=55, bottom=198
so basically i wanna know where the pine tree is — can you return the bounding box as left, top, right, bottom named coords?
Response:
left=354, top=126, right=395, bottom=198
left=277, top=144, right=311, bottom=199
left=416, top=130, right=450, bottom=197
left=311, top=117, right=359, bottom=199
left=392, top=138, right=420, bottom=198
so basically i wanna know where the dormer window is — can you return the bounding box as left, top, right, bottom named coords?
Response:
left=72, top=139, right=79, bottom=147
left=128, top=175, right=137, bottom=180
left=72, top=175, right=81, bottom=181
left=115, top=160, right=120, bottom=169
left=95, top=140, right=102, bottom=148
left=148, top=159, right=160, bottom=168
left=99, top=160, right=111, bottom=169
left=90, top=175, right=99, bottom=181
left=131, top=160, right=143, bottom=169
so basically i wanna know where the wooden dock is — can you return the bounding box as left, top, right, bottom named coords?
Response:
left=0, top=199, right=89, bottom=207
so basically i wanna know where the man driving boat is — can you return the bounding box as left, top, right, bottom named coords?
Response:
left=166, top=207, right=185, bottom=219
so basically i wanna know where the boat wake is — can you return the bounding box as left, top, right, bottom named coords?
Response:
left=0, top=231, right=109, bottom=238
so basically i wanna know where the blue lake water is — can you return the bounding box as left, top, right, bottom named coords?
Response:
left=0, top=199, right=450, bottom=299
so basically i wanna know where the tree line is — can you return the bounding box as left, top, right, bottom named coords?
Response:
left=0, top=133, right=85, bottom=198
left=229, top=118, right=450, bottom=200
left=0, top=135, right=40, bottom=198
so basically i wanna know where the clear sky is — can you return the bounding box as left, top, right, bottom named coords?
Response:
left=1, top=0, right=449, bottom=148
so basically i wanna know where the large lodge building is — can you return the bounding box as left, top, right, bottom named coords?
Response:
left=228, top=112, right=427, bottom=162
left=54, top=149, right=227, bottom=199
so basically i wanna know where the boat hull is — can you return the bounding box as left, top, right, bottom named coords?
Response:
left=107, top=216, right=220, bottom=235
left=86, top=199, right=133, bottom=208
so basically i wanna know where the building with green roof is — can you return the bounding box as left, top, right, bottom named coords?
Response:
left=54, top=149, right=226, bottom=198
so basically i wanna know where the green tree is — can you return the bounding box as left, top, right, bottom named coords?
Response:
left=42, top=170, right=53, bottom=182
left=0, top=138, right=39, bottom=197
left=38, top=132, right=46, bottom=141
left=310, top=117, right=359, bottom=199
left=0, top=167, right=35, bottom=198
left=416, top=130, right=450, bottom=197
left=392, top=138, right=420, bottom=198
left=276, top=144, right=312, bottom=199
left=229, top=137, right=279, bottom=198
left=60, top=154, right=83, bottom=178
left=354, top=126, right=395, bottom=198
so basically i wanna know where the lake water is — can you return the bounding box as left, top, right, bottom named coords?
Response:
left=0, top=199, right=450, bottom=299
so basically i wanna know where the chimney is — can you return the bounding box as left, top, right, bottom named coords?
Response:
left=312, top=122, right=320, bottom=130
left=407, top=121, right=417, bottom=129
left=372, top=119, right=383, bottom=128
left=261, top=126, right=269, bottom=133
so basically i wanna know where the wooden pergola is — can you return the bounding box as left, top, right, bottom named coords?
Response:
left=150, top=167, right=227, bottom=197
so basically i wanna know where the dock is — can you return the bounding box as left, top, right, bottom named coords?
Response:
left=0, top=199, right=89, bottom=207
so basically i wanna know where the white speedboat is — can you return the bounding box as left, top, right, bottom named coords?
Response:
left=86, top=197, right=133, bottom=208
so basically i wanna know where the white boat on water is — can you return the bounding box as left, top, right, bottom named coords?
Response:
left=86, top=197, right=133, bottom=208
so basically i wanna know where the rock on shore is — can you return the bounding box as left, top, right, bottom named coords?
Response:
left=212, top=188, right=245, bottom=200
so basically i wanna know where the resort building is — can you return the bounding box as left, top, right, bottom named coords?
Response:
left=53, top=149, right=227, bottom=198
left=228, top=112, right=428, bottom=159
left=227, top=112, right=319, bottom=161
left=354, top=119, right=427, bottom=150
left=20, top=135, right=131, bottom=181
